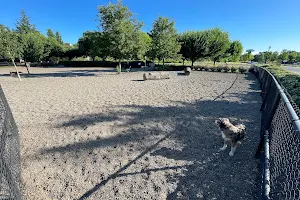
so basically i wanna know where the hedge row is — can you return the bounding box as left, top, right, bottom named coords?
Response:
left=264, top=65, right=300, bottom=107
left=191, top=65, right=249, bottom=73
left=156, top=65, right=249, bottom=73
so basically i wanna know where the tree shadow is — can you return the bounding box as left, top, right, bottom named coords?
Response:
left=57, top=113, right=119, bottom=129
left=177, top=72, right=187, bottom=76
left=0, top=72, right=99, bottom=78
left=0, top=68, right=119, bottom=78
left=245, top=73, right=261, bottom=91
left=33, top=86, right=261, bottom=199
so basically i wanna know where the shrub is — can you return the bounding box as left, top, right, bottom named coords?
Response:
left=239, top=66, right=248, bottom=73
left=223, top=65, right=230, bottom=72
left=203, top=66, right=210, bottom=71
left=49, top=56, right=60, bottom=64
left=217, top=66, right=223, bottom=72
left=266, top=65, right=300, bottom=106
left=231, top=66, right=238, bottom=73
left=210, top=66, right=217, bottom=72
left=116, top=64, right=121, bottom=73
left=156, top=65, right=185, bottom=71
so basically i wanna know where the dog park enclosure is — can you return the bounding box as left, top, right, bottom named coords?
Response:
left=0, top=67, right=262, bottom=199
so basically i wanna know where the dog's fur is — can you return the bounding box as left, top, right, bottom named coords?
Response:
left=215, top=118, right=246, bottom=156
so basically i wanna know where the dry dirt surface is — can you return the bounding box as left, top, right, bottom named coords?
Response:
left=0, top=66, right=262, bottom=200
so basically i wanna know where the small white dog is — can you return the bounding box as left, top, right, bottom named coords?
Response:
left=215, top=118, right=246, bottom=156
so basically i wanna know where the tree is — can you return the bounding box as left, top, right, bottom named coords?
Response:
left=279, top=49, right=289, bottom=62
left=97, top=0, right=143, bottom=69
left=253, top=53, right=265, bottom=63
left=135, top=32, right=151, bottom=60
left=180, top=31, right=210, bottom=66
left=245, top=49, right=254, bottom=61
left=226, top=40, right=243, bottom=62
left=47, top=29, right=55, bottom=39
left=16, top=10, right=36, bottom=34
left=270, top=51, right=279, bottom=62
left=208, top=28, right=230, bottom=66
left=0, top=25, right=23, bottom=80
left=78, top=31, right=108, bottom=61
left=288, top=51, right=297, bottom=63
left=149, top=16, right=181, bottom=66
left=55, top=31, right=63, bottom=45
left=23, top=31, right=47, bottom=62
left=44, top=37, right=64, bottom=59
left=240, top=53, right=253, bottom=62
left=64, top=48, right=82, bottom=60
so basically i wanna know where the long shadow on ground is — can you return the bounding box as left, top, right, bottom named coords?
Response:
left=1, top=68, right=154, bottom=78
left=37, top=92, right=261, bottom=199
left=28, top=74, right=262, bottom=199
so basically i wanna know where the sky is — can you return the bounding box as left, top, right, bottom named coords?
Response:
left=1, top=0, right=300, bottom=53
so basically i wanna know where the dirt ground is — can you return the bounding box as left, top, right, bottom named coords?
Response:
left=0, top=66, right=261, bottom=200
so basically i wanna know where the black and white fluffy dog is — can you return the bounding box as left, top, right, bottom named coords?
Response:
left=215, top=118, right=246, bottom=156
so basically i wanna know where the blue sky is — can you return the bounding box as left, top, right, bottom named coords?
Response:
left=1, top=0, right=300, bottom=53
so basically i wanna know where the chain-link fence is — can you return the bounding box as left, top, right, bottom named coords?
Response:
left=0, top=85, right=22, bottom=200
left=252, top=67, right=300, bottom=200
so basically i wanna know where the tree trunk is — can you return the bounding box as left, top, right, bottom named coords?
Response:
left=214, top=60, right=216, bottom=67
left=92, top=57, right=95, bottom=61
left=119, top=59, right=121, bottom=73
left=182, top=59, right=185, bottom=66
left=25, top=62, right=30, bottom=74
left=143, top=72, right=170, bottom=80
left=12, top=59, right=21, bottom=81
left=162, top=58, right=165, bottom=71
left=192, top=60, right=194, bottom=67
left=184, top=67, right=191, bottom=75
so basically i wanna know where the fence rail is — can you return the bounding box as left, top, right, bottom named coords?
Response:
left=0, top=85, right=22, bottom=200
left=252, top=67, right=300, bottom=200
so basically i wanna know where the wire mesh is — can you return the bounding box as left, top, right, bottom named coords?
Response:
left=269, top=99, right=300, bottom=200
left=0, top=86, right=22, bottom=200
left=254, top=67, right=300, bottom=200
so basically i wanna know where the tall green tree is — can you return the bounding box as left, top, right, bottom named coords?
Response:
left=135, top=32, right=151, bottom=60
left=23, top=32, right=47, bottom=62
left=208, top=28, right=230, bottom=66
left=180, top=31, right=210, bottom=66
left=271, top=51, right=279, bottom=62
left=226, top=40, right=243, bottom=62
left=97, top=0, right=143, bottom=69
left=78, top=31, right=108, bottom=61
left=246, top=49, right=254, bottom=61
left=47, top=29, right=55, bottom=39
left=241, top=53, right=253, bottom=62
left=149, top=16, right=181, bottom=66
left=279, top=49, right=289, bottom=61
left=16, top=10, right=36, bottom=34
left=55, top=31, right=63, bottom=45
left=253, top=53, right=265, bottom=63
left=0, top=25, right=23, bottom=80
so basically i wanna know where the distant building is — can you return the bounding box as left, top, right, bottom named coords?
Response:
left=64, top=43, right=73, bottom=47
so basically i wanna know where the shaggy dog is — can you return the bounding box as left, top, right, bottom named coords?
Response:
left=215, top=118, right=246, bottom=156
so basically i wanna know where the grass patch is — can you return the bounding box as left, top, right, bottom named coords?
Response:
left=264, top=65, right=300, bottom=106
